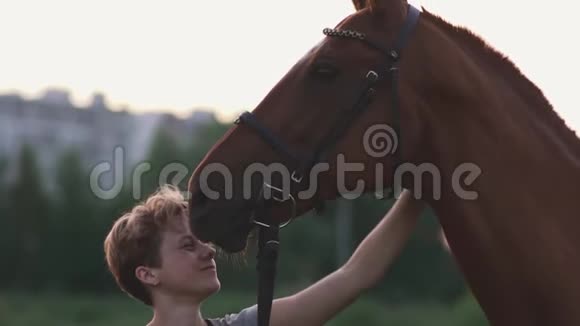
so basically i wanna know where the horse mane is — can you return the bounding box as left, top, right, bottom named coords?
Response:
left=421, top=9, right=580, bottom=154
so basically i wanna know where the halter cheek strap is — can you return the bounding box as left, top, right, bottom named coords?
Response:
left=236, top=112, right=303, bottom=166
left=234, top=5, right=422, bottom=326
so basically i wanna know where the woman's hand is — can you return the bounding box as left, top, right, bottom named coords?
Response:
left=268, top=189, right=425, bottom=326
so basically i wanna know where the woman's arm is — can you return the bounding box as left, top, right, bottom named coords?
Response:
left=269, top=189, right=425, bottom=326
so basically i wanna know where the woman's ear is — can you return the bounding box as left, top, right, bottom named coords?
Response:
left=136, top=265, right=160, bottom=286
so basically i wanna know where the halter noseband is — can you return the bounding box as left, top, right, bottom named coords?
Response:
left=234, top=5, right=421, bottom=326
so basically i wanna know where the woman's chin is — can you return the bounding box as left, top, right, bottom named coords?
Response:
left=194, top=279, right=221, bottom=299
left=207, top=279, right=221, bottom=296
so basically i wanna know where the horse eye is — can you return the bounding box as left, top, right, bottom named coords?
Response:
left=310, top=62, right=339, bottom=80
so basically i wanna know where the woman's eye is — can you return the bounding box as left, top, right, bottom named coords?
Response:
left=311, top=62, right=339, bottom=80
left=183, top=243, right=196, bottom=250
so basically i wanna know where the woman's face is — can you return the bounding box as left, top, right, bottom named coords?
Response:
left=154, top=216, right=221, bottom=300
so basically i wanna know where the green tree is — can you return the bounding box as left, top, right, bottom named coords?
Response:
left=0, top=156, right=6, bottom=180
left=0, top=156, right=7, bottom=211
left=140, top=126, right=187, bottom=198
left=182, top=121, right=231, bottom=176
left=4, top=144, right=52, bottom=289
left=0, top=157, right=10, bottom=288
left=50, top=149, right=106, bottom=291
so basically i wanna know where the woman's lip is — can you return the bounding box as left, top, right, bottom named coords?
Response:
left=201, top=265, right=216, bottom=271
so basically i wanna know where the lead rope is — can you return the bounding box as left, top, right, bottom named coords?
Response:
left=254, top=186, right=280, bottom=326
left=256, top=224, right=279, bottom=326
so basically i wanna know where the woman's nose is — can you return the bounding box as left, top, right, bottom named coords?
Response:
left=200, top=242, right=216, bottom=260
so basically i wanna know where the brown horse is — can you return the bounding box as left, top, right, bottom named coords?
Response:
left=188, top=1, right=580, bottom=325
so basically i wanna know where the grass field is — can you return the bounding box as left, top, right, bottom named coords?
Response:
left=0, top=291, right=488, bottom=325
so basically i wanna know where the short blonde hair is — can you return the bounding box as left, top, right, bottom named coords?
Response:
left=104, top=185, right=188, bottom=305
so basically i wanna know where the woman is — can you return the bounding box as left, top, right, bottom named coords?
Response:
left=104, top=186, right=424, bottom=326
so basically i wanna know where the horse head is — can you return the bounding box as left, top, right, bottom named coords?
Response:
left=187, top=0, right=435, bottom=252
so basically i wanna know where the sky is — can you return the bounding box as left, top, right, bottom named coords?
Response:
left=0, top=0, right=578, bottom=131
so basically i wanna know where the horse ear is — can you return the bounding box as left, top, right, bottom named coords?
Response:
left=353, top=0, right=382, bottom=11
left=352, top=0, right=407, bottom=12
left=352, top=0, right=368, bottom=11
left=354, top=0, right=408, bottom=18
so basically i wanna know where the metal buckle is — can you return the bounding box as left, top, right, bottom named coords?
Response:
left=250, top=183, right=296, bottom=229
left=263, top=182, right=290, bottom=202
left=291, top=170, right=303, bottom=183
left=366, top=70, right=379, bottom=82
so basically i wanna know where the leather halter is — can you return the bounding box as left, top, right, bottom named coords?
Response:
left=234, top=5, right=421, bottom=326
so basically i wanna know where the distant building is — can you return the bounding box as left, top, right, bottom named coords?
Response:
left=188, top=109, right=217, bottom=126
left=40, top=88, right=73, bottom=108
left=0, top=90, right=217, bottom=191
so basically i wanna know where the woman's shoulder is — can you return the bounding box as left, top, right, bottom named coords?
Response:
left=205, top=304, right=258, bottom=326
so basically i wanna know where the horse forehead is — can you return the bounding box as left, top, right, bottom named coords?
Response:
left=297, top=37, right=344, bottom=64
left=284, top=11, right=370, bottom=68
left=297, top=40, right=348, bottom=67
left=335, top=8, right=370, bottom=30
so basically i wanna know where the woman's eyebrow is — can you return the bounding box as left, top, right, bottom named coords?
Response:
left=179, top=235, right=196, bottom=244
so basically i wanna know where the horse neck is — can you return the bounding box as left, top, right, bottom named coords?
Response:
left=409, top=11, right=580, bottom=202
left=417, top=11, right=580, bottom=158
left=405, top=13, right=580, bottom=325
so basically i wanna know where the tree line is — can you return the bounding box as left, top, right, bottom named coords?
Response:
left=0, top=121, right=468, bottom=303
